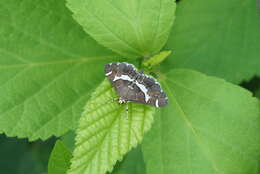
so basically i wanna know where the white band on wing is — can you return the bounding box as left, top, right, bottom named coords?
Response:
left=113, top=75, right=134, bottom=82
left=155, top=99, right=159, bottom=107
left=105, top=71, right=112, bottom=76
left=135, top=81, right=150, bottom=102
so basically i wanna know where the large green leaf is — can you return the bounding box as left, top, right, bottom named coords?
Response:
left=142, top=69, right=260, bottom=174
left=48, top=140, right=72, bottom=174
left=68, top=79, right=154, bottom=174
left=0, top=0, right=118, bottom=140
left=66, top=0, right=176, bottom=58
left=163, top=0, right=260, bottom=83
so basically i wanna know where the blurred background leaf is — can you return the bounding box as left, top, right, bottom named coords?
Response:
left=0, top=134, right=55, bottom=174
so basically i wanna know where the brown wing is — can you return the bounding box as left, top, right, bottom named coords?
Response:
left=104, top=62, right=137, bottom=81
left=142, top=75, right=168, bottom=107
left=104, top=62, right=168, bottom=107
left=123, top=83, right=147, bottom=105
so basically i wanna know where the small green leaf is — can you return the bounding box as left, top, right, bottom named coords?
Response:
left=68, top=79, right=155, bottom=174
left=61, top=131, right=76, bottom=152
left=142, top=50, right=171, bottom=69
left=66, top=0, right=176, bottom=58
left=48, top=140, right=73, bottom=174
left=142, top=69, right=260, bottom=174
left=164, top=0, right=260, bottom=83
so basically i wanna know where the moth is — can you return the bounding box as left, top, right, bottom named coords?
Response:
left=104, top=62, right=168, bottom=107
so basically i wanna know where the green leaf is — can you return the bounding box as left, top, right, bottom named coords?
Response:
left=0, top=0, right=120, bottom=140
left=68, top=79, right=155, bottom=174
left=142, top=69, right=260, bottom=174
left=142, top=50, right=171, bottom=69
left=61, top=131, right=76, bottom=152
left=66, top=0, right=176, bottom=58
left=164, top=0, right=260, bottom=83
left=48, top=140, right=73, bottom=174
left=112, top=145, right=146, bottom=174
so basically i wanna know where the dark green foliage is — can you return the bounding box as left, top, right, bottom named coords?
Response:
left=0, top=134, right=55, bottom=174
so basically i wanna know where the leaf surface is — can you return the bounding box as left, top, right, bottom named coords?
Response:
left=48, top=140, right=73, bottom=174
left=0, top=0, right=118, bottom=140
left=61, top=131, right=76, bottom=152
left=164, top=0, right=260, bottom=83
left=68, top=79, right=154, bottom=174
left=142, top=69, right=260, bottom=174
left=66, top=0, right=176, bottom=58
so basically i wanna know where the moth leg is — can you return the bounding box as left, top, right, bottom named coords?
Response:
left=118, top=97, right=127, bottom=104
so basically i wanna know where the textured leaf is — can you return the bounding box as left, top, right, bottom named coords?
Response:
left=142, top=69, right=260, bottom=174
left=48, top=140, right=72, bottom=174
left=163, top=0, right=260, bottom=83
left=0, top=0, right=119, bottom=140
left=66, top=0, right=176, bottom=58
left=68, top=79, right=155, bottom=174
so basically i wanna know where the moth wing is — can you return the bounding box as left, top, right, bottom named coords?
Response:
left=147, top=83, right=168, bottom=107
left=124, top=83, right=147, bottom=105
left=104, top=63, right=118, bottom=82
left=105, top=63, right=137, bottom=100
left=105, top=62, right=136, bottom=82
